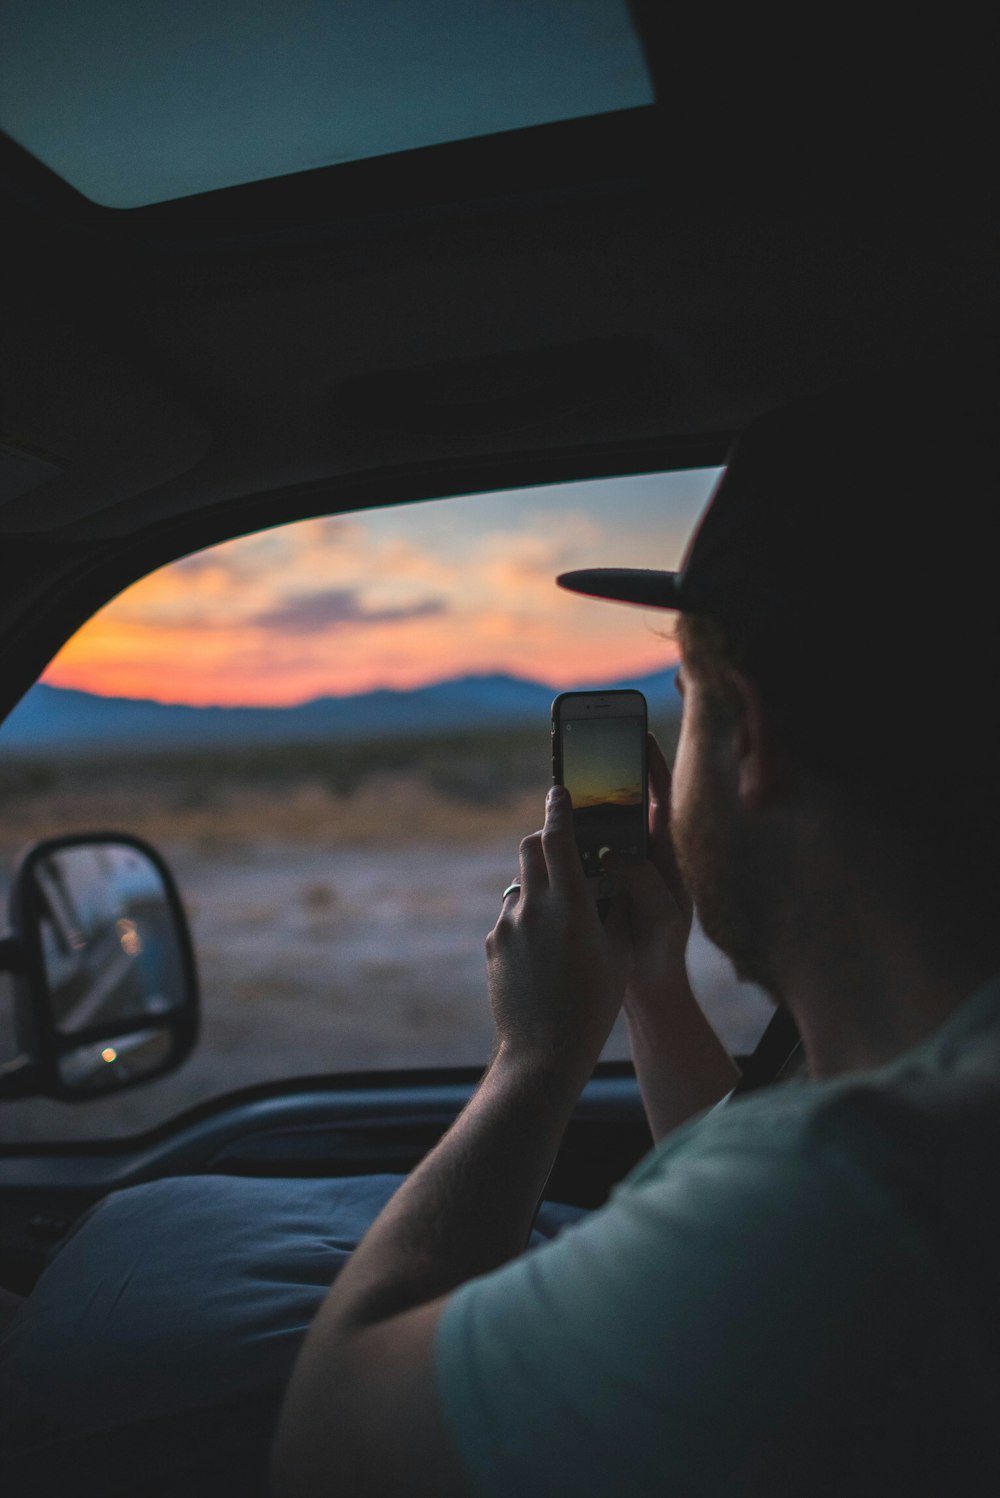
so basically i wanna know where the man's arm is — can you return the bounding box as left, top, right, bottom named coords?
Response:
left=271, top=786, right=628, bottom=1498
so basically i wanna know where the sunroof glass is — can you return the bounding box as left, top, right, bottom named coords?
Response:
left=0, top=0, right=653, bottom=210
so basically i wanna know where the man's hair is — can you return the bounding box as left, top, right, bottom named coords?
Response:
left=674, top=614, right=743, bottom=730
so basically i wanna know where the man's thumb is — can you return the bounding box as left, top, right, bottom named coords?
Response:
left=601, top=851, right=661, bottom=915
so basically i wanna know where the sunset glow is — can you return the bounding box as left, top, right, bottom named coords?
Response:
left=574, top=786, right=643, bottom=809
left=43, top=472, right=718, bottom=707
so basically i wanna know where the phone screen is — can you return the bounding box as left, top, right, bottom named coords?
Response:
left=557, top=705, right=646, bottom=876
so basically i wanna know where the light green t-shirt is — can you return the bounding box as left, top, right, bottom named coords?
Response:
left=436, top=979, right=1000, bottom=1497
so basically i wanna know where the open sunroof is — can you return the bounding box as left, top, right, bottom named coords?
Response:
left=0, top=0, right=653, bottom=209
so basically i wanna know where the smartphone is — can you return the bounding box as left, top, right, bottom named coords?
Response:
left=551, top=689, right=648, bottom=897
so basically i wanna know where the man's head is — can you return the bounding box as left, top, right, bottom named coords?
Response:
left=558, top=375, right=1000, bottom=970
left=559, top=376, right=997, bottom=803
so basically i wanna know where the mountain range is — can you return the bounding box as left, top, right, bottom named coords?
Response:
left=0, top=669, right=680, bottom=754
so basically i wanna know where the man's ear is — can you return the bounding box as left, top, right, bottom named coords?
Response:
left=724, top=667, right=795, bottom=809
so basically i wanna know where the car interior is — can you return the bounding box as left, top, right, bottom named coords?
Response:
left=0, top=1, right=996, bottom=1485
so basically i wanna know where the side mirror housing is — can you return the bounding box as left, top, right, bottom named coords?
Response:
left=0, top=833, right=199, bottom=1100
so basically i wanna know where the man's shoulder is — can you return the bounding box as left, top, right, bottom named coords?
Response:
left=437, top=1020, right=1000, bottom=1498
left=436, top=986, right=1000, bottom=1498
left=626, top=977, right=1000, bottom=1239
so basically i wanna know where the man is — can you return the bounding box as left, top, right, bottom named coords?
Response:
left=271, top=377, right=1000, bottom=1496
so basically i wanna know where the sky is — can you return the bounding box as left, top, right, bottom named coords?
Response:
left=0, top=0, right=651, bottom=208
left=43, top=468, right=720, bottom=708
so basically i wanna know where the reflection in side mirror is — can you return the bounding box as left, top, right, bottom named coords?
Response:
left=56, top=1027, right=177, bottom=1095
left=35, top=842, right=188, bottom=1035
left=5, top=834, right=199, bottom=1100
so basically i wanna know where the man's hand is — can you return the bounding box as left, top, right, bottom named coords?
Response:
left=602, top=733, right=740, bottom=1140
left=486, top=783, right=629, bottom=1078
left=273, top=790, right=614, bottom=1497
left=601, top=732, right=694, bottom=1011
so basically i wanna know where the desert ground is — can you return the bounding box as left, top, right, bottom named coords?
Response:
left=0, top=735, right=771, bottom=1142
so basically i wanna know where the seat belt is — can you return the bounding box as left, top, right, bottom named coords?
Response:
left=730, top=1004, right=802, bottom=1096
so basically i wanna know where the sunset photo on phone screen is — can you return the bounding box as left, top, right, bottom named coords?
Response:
left=562, top=716, right=644, bottom=868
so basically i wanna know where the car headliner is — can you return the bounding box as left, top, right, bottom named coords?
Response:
left=0, top=9, right=996, bottom=725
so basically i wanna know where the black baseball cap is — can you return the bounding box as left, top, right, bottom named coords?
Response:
left=556, top=377, right=996, bottom=782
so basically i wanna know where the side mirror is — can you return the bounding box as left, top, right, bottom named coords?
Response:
left=0, top=833, right=199, bottom=1100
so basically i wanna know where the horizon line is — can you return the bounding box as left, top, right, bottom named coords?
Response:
left=37, top=660, right=679, bottom=713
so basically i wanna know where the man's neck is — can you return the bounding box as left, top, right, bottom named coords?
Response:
left=781, top=925, right=998, bottom=1080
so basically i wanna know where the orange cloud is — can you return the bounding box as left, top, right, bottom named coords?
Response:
left=43, top=486, right=697, bottom=706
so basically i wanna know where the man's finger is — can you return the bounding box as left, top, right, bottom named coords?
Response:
left=603, top=849, right=676, bottom=922
left=540, top=784, right=588, bottom=894
left=647, top=732, right=674, bottom=846
left=646, top=732, right=684, bottom=889
left=518, top=830, right=548, bottom=896
left=647, top=732, right=672, bottom=814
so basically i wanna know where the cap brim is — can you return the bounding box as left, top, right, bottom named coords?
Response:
left=556, top=568, right=685, bottom=610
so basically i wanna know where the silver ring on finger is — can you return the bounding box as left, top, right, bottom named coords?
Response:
left=501, top=881, right=521, bottom=902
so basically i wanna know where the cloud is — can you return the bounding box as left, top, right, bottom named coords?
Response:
left=51, top=494, right=685, bottom=705
left=608, top=786, right=642, bottom=806
left=251, top=587, right=446, bottom=635
left=168, top=552, right=221, bottom=577
left=472, top=514, right=607, bottom=600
